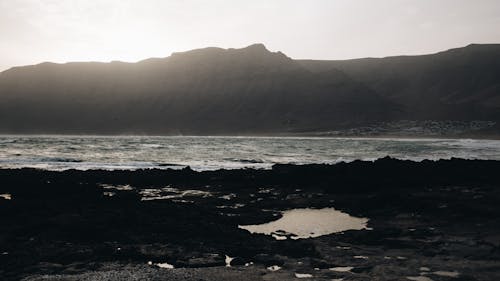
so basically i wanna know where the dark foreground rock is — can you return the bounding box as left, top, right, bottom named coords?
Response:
left=1, top=157, right=500, bottom=280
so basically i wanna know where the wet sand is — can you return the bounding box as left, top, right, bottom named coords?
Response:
left=1, top=157, right=500, bottom=280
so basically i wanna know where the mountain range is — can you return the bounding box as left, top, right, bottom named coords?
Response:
left=1, top=43, right=499, bottom=136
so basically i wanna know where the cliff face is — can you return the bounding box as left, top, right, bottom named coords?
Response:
left=0, top=43, right=499, bottom=135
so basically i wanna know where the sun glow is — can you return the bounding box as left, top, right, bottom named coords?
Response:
left=1, top=0, right=499, bottom=71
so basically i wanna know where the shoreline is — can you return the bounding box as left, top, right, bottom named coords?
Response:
left=1, top=158, right=500, bottom=280
left=1, top=133, right=500, bottom=141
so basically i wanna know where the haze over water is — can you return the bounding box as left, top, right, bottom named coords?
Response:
left=1, top=136, right=500, bottom=171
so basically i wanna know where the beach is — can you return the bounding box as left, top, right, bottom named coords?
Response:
left=1, top=157, right=499, bottom=280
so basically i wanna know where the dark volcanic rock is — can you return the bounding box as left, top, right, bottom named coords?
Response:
left=1, top=158, right=500, bottom=280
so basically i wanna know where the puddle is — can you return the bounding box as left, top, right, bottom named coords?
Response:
left=225, top=255, right=233, bottom=267
left=417, top=270, right=459, bottom=279
left=432, top=271, right=459, bottom=277
left=216, top=203, right=245, bottom=209
left=140, top=187, right=212, bottom=201
left=330, top=266, right=353, bottom=272
left=103, top=191, right=116, bottom=197
left=267, top=265, right=281, bottom=271
left=272, top=233, right=288, bottom=240
left=238, top=208, right=369, bottom=240
left=258, top=188, right=274, bottom=194
left=100, top=184, right=134, bottom=191
left=171, top=199, right=194, bottom=203
left=156, top=262, right=175, bottom=269
left=295, top=273, right=313, bottom=278
left=100, top=184, right=133, bottom=197
left=219, top=193, right=236, bottom=200
left=407, top=277, right=433, bottom=281
left=0, top=193, right=12, bottom=200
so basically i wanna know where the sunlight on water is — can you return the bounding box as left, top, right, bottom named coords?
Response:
left=1, top=136, right=500, bottom=171
left=156, top=262, right=174, bottom=269
left=329, top=266, right=353, bottom=272
left=295, top=273, right=313, bottom=278
left=0, top=193, right=12, bottom=200
left=238, top=208, right=369, bottom=240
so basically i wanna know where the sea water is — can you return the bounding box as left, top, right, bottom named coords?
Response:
left=1, top=135, right=500, bottom=171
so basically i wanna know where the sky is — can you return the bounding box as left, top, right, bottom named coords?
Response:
left=0, top=0, right=499, bottom=71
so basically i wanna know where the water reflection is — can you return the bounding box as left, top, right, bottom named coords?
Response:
left=239, top=208, right=369, bottom=240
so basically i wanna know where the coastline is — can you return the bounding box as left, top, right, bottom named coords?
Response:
left=1, top=158, right=500, bottom=280
left=1, top=133, right=500, bottom=140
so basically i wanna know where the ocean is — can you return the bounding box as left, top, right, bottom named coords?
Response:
left=1, top=135, right=500, bottom=171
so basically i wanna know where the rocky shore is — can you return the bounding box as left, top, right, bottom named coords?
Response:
left=1, top=157, right=500, bottom=280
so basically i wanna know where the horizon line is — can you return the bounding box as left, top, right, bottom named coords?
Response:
left=2, top=42, right=499, bottom=72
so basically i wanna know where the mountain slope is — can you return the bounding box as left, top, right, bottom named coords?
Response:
left=1, top=43, right=499, bottom=135
left=0, top=44, right=395, bottom=134
left=298, top=44, right=500, bottom=122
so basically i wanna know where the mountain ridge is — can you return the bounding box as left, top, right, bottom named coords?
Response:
left=0, top=43, right=499, bottom=136
left=5, top=43, right=498, bottom=74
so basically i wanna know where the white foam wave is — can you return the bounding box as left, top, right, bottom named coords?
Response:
left=1, top=136, right=499, bottom=171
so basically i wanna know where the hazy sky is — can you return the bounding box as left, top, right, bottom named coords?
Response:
left=1, top=0, right=499, bottom=71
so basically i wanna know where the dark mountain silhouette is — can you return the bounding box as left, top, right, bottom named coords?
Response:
left=299, top=44, right=500, bottom=122
left=0, top=43, right=499, bottom=135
